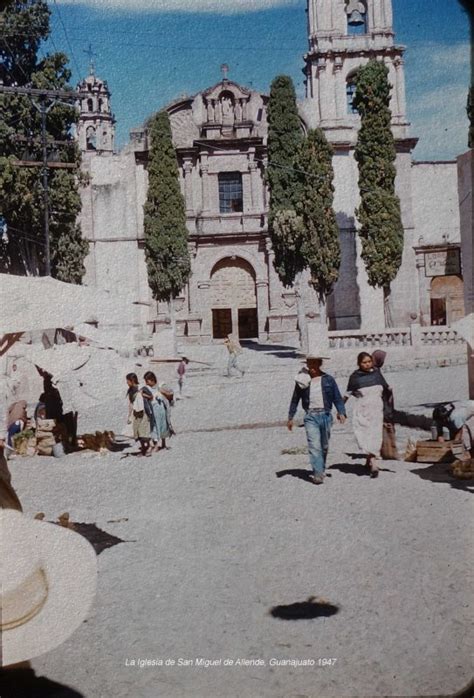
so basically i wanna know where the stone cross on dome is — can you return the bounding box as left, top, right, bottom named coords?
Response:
left=220, top=63, right=230, bottom=81
left=83, top=43, right=97, bottom=76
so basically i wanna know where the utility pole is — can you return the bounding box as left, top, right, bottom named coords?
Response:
left=0, top=84, right=78, bottom=276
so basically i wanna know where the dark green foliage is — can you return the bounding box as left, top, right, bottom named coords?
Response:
left=266, top=75, right=304, bottom=287
left=467, top=85, right=473, bottom=149
left=353, top=60, right=404, bottom=288
left=295, top=128, right=340, bottom=302
left=143, top=110, right=191, bottom=302
left=0, top=0, right=88, bottom=281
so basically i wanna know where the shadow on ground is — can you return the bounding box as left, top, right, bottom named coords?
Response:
left=329, top=463, right=395, bottom=476
left=241, top=340, right=302, bottom=360
left=276, top=468, right=332, bottom=482
left=0, top=668, right=83, bottom=698
left=270, top=596, right=339, bottom=620
left=393, top=409, right=432, bottom=431
left=410, top=462, right=474, bottom=493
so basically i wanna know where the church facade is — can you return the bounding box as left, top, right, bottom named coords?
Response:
left=76, top=0, right=464, bottom=343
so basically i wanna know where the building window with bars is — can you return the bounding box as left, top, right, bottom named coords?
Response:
left=218, top=172, right=243, bottom=214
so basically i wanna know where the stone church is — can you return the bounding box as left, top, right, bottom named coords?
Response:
left=76, top=0, right=464, bottom=344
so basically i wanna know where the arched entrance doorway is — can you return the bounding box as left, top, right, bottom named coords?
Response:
left=210, top=257, right=258, bottom=339
left=430, top=275, right=465, bottom=325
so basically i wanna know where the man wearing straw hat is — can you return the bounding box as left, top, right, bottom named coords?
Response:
left=287, top=349, right=346, bottom=485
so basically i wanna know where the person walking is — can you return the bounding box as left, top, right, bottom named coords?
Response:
left=287, top=353, right=346, bottom=485
left=126, top=373, right=150, bottom=456
left=224, top=335, right=245, bottom=378
left=372, top=350, right=399, bottom=460
left=176, top=357, right=189, bottom=398
left=345, top=352, right=389, bottom=478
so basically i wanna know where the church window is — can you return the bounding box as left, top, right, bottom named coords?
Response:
left=218, top=172, right=243, bottom=214
left=346, top=76, right=358, bottom=114
left=98, top=98, right=103, bottom=113
left=87, top=98, right=94, bottom=113
left=346, top=0, right=368, bottom=35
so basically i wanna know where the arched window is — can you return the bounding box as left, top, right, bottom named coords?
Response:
left=346, top=75, right=358, bottom=114
left=87, top=98, right=94, bottom=113
left=86, top=126, right=96, bottom=150
left=346, top=0, right=368, bottom=35
left=98, top=98, right=103, bottom=113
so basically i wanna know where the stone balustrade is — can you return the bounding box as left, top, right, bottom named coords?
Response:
left=328, top=324, right=464, bottom=350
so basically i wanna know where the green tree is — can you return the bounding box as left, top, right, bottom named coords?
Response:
left=0, top=0, right=88, bottom=281
left=353, top=60, right=404, bottom=323
left=143, top=110, right=191, bottom=345
left=467, top=85, right=473, bottom=149
left=267, top=75, right=304, bottom=285
left=266, top=75, right=308, bottom=345
left=296, top=128, right=340, bottom=326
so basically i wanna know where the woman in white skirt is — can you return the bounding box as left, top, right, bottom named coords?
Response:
left=345, top=352, right=389, bottom=478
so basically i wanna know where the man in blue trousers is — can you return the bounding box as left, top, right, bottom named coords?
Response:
left=287, top=353, right=346, bottom=485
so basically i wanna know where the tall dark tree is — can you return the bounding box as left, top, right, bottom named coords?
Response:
left=267, top=75, right=304, bottom=286
left=296, top=128, right=340, bottom=325
left=0, top=0, right=88, bottom=282
left=353, top=60, right=404, bottom=322
left=143, top=110, right=191, bottom=343
left=266, top=75, right=309, bottom=345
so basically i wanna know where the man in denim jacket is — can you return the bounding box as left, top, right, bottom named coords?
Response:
left=287, top=354, right=346, bottom=485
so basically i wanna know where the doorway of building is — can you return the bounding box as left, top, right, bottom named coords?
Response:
left=430, top=275, right=464, bottom=326
left=210, top=257, right=258, bottom=340
left=238, top=308, right=258, bottom=339
left=212, top=308, right=232, bottom=339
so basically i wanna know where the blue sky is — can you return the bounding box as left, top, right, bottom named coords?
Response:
left=46, top=0, right=471, bottom=160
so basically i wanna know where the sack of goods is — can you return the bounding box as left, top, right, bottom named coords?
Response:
left=36, top=418, right=57, bottom=456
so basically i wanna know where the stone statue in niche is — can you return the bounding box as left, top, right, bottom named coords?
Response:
left=207, top=100, right=215, bottom=122
left=86, top=125, right=96, bottom=150
left=220, top=92, right=235, bottom=126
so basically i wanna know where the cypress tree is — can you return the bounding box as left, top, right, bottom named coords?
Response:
left=266, top=75, right=305, bottom=287
left=0, top=0, right=88, bottom=282
left=296, top=128, right=340, bottom=322
left=143, top=110, right=191, bottom=307
left=353, top=60, right=404, bottom=297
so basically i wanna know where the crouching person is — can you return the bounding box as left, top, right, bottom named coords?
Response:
left=287, top=352, right=346, bottom=485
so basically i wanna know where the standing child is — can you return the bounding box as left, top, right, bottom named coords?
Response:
left=142, top=372, right=174, bottom=452
left=126, top=373, right=150, bottom=456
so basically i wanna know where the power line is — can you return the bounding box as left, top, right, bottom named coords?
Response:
left=51, top=0, right=82, bottom=76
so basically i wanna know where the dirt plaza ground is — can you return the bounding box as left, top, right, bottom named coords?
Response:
left=10, top=349, right=473, bottom=697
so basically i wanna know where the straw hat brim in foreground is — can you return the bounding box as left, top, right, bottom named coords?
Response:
left=0, top=510, right=97, bottom=666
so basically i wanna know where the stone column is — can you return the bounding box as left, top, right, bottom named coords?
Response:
left=256, top=279, right=269, bottom=341
left=248, top=153, right=260, bottom=212
left=416, top=253, right=431, bottom=326
left=265, top=237, right=280, bottom=311
left=394, top=58, right=407, bottom=120
left=318, top=59, right=334, bottom=125
left=242, top=172, right=252, bottom=214
left=183, top=159, right=194, bottom=214
left=200, top=156, right=210, bottom=213
left=334, top=58, right=344, bottom=120
left=373, top=0, right=382, bottom=29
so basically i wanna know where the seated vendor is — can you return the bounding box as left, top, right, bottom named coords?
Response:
left=7, top=400, right=27, bottom=448
left=433, top=401, right=474, bottom=455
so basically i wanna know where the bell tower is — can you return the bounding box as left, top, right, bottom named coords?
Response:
left=76, top=67, right=115, bottom=155
left=304, top=0, right=409, bottom=143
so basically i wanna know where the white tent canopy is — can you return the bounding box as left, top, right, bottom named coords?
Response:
left=0, top=274, right=101, bottom=334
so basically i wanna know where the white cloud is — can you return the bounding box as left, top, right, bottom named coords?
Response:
left=54, top=0, right=300, bottom=13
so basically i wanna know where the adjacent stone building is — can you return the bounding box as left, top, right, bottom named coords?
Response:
left=76, top=0, right=465, bottom=343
